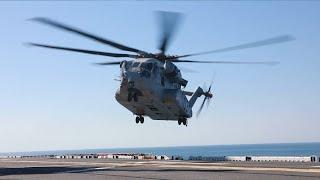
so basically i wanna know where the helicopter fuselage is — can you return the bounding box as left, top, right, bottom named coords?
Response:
left=29, top=14, right=284, bottom=126
left=115, top=58, right=193, bottom=121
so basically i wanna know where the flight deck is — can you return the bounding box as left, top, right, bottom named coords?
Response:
left=0, top=158, right=319, bottom=180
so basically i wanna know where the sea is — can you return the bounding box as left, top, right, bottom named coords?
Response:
left=1, top=142, right=320, bottom=159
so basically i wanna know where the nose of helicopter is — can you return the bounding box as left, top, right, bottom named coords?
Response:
left=124, top=71, right=144, bottom=89
left=128, top=80, right=135, bottom=88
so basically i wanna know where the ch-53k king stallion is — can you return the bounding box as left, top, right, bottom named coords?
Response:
left=28, top=12, right=293, bottom=126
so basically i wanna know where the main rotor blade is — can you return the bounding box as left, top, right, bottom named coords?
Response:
left=177, top=35, right=295, bottom=58
left=176, top=65, right=198, bottom=73
left=31, top=17, right=148, bottom=54
left=156, top=11, right=183, bottom=54
left=94, top=61, right=122, bottom=65
left=27, top=43, right=139, bottom=58
left=174, top=60, right=279, bottom=65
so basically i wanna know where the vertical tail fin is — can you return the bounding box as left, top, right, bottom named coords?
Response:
left=188, top=87, right=204, bottom=108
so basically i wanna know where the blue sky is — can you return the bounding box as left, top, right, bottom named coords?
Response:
left=0, top=1, right=319, bottom=152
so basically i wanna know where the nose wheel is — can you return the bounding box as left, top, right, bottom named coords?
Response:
left=135, top=116, right=144, bottom=124
left=178, top=118, right=187, bottom=126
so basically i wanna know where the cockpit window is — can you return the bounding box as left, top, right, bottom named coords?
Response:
left=120, top=60, right=128, bottom=69
left=140, top=63, right=153, bottom=71
left=152, top=64, right=158, bottom=74
left=139, top=63, right=153, bottom=78
left=146, top=63, right=153, bottom=71
left=132, top=62, right=140, bottom=67
left=141, top=70, right=151, bottom=78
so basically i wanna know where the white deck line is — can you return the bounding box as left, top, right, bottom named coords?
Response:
left=159, top=164, right=320, bottom=174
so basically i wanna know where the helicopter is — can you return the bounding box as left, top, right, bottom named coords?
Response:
left=27, top=12, right=294, bottom=126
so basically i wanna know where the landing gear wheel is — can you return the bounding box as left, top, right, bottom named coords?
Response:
left=178, top=118, right=187, bottom=126
left=135, top=116, right=144, bottom=124
left=183, top=119, right=187, bottom=126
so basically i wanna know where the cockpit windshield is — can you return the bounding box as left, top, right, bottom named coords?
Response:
left=126, top=61, right=158, bottom=78
left=140, top=63, right=153, bottom=71
left=132, top=62, right=140, bottom=68
left=139, top=63, right=155, bottom=78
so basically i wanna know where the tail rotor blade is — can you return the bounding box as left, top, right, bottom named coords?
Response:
left=197, top=97, right=207, bottom=117
left=206, top=98, right=211, bottom=108
left=197, top=77, right=215, bottom=117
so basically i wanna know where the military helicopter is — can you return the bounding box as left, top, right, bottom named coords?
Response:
left=28, top=12, right=293, bottom=126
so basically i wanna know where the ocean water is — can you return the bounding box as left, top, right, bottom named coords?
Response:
left=2, top=142, right=320, bottom=159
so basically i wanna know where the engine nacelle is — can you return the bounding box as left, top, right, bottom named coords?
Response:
left=164, top=60, right=176, bottom=74
left=164, top=61, right=188, bottom=87
left=179, top=78, right=188, bottom=87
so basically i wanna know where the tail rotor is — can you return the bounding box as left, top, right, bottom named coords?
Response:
left=196, top=82, right=213, bottom=117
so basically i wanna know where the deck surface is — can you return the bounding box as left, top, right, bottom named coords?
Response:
left=0, top=158, right=319, bottom=180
